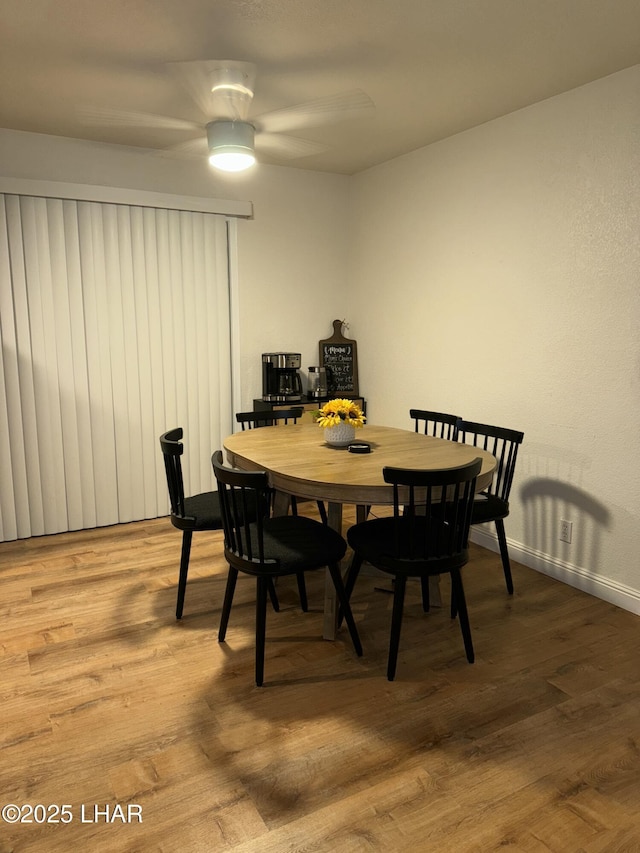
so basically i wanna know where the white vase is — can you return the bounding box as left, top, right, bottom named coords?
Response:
left=324, top=422, right=356, bottom=447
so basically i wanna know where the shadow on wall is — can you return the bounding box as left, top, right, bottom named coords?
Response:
left=520, top=478, right=611, bottom=575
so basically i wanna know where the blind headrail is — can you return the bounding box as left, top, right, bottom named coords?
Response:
left=0, top=177, right=253, bottom=219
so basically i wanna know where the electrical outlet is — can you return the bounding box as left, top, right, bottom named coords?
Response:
left=560, top=519, right=573, bottom=544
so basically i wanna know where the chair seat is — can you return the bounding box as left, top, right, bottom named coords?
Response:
left=240, top=516, right=347, bottom=575
left=471, top=493, right=509, bottom=524
left=347, top=517, right=468, bottom=576
left=180, top=491, right=222, bottom=529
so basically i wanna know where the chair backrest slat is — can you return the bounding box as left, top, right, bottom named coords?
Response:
left=409, top=409, right=460, bottom=440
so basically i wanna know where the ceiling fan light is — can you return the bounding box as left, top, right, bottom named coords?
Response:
left=209, top=149, right=256, bottom=172
left=206, top=120, right=256, bottom=172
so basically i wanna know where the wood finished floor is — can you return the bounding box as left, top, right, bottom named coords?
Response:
left=1, top=510, right=640, bottom=853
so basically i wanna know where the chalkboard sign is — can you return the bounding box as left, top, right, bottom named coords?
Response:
left=319, top=320, right=359, bottom=397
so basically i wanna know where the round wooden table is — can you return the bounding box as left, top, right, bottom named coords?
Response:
left=223, top=423, right=497, bottom=637
left=224, top=423, right=495, bottom=506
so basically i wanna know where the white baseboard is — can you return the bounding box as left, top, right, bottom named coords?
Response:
left=470, top=527, right=640, bottom=617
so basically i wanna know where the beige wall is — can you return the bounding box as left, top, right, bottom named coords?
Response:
left=349, top=65, right=640, bottom=610
left=1, top=63, right=639, bottom=610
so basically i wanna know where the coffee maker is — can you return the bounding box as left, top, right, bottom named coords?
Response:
left=262, top=353, right=303, bottom=402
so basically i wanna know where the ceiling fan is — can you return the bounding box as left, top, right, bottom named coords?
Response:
left=82, top=60, right=375, bottom=172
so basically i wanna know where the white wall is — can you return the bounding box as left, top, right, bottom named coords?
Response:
left=0, top=128, right=352, bottom=410
left=349, top=65, right=640, bottom=612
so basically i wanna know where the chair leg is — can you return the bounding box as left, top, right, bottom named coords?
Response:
left=218, top=567, right=238, bottom=642
left=267, top=579, right=280, bottom=612
left=317, top=501, right=328, bottom=525
left=292, top=495, right=328, bottom=526
left=451, top=569, right=474, bottom=663
left=328, top=562, right=363, bottom=657
left=387, top=575, right=407, bottom=681
left=495, top=519, right=514, bottom=594
left=344, top=552, right=363, bottom=603
left=356, top=505, right=371, bottom=522
left=337, top=552, right=364, bottom=628
left=176, top=530, right=193, bottom=620
left=420, top=576, right=430, bottom=612
left=255, top=577, right=269, bottom=687
left=296, top=573, right=308, bottom=612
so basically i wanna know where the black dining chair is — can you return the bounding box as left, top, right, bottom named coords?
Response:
left=343, top=458, right=482, bottom=681
left=236, top=407, right=304, bottom=430
left=211, top=450, right=362, bottom=687
left=236, top=407, right=325, bottom=611
left=159, top=428, right=224, bottom=620
left=359, top=409, right=459, bottom=604
left=160, top=429, right=279, bottom=619
left=455, top=419, right=524, bottom=594
left=410, top=408, right=460, bottom=440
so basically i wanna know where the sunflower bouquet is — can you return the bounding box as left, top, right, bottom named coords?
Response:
left=313, top=398, right=366, bottom=429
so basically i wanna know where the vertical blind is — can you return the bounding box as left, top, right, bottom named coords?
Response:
left=0, top=194, right=233, bottom=541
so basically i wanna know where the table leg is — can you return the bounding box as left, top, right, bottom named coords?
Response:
left=323, top=502, right=343, bottom=640
left=272, top=491, right=291, bottom=516
left=327, top=501, right=343, bottom=532
left=322, top=503, right=371, bottom=640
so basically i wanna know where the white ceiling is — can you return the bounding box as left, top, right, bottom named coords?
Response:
left=2, top=0, right=640, bottom=175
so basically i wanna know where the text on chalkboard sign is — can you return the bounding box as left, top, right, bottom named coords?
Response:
left=321, top=343, right=355, bottom=394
